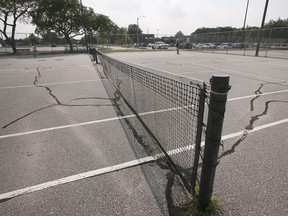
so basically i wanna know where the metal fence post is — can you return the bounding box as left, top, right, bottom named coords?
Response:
left=198, top=75, right=230, bottom=210
left=191, top=83, right=206, bottom=193
left=94, top=49, right=99, bottom=64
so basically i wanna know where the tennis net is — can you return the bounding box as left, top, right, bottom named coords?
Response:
left=93, top=49, right=206, bottom=192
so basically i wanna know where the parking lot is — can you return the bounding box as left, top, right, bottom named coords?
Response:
left=0, top=51, right=287, bottom=215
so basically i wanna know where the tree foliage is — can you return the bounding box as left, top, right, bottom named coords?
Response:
left=265, top=18, right=288, bottom=28
left=175, top=31, right=184, bottom=39
left=0, top=0, right=37, bottom=53
left=127, top=24, right=142, bottom=43
left=30, top=0, right=84, bottom=51
left=193, top=26, right=237, bottom=34
left=30, top=0, right=116, bottom=51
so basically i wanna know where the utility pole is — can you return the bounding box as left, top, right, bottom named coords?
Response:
left=243, top=0, right=250, bottom=29
left=255, top=0, right=269, bottom=56
left=136, top=15, right=145, bottom=45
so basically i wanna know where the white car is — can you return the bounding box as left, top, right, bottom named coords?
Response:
left=195, top=43, right=203, bottom=49
left=152, top=41, right=169, bottom=49
left=202, top=43, right=212, bottom=49
left=216, top=43, right=233, bottom=49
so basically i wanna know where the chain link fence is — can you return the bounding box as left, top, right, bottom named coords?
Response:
left=189, top=27, right=288, bottom=58
left=1, top=27, right=287, bottom=58
left=0, top=32, right=87, bottom=54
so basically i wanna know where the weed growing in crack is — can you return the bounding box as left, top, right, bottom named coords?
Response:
left=184, top=186, right=224, bottom=216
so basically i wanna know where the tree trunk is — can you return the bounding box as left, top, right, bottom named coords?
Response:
left=65, top=34, right=73, bottom=53
left=11, top=20, right=17, bottom=54
left=2, top=31, right=17, bottom=54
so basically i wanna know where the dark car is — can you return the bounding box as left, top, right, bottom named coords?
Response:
left=180, top=42, right=193, bottom=49
left=233, top=43, right=247, bottom=49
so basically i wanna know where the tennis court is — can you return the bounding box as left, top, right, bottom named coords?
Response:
left=105, top=50, right=288, bottom=215
left=0, top=50, right=287, bottom=215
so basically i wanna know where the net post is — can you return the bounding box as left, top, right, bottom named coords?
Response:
left=94, top=48, right=99, bottom=64
left=198, top=75, right=230, bottom=210
left=191, top=83, right=206, bottom=194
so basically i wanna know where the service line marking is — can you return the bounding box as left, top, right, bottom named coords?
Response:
left=0, top=118, right=288, bottom=201
left=1, top=89, right=288, bottom=140
left=0, top=79, right=101, bottom=90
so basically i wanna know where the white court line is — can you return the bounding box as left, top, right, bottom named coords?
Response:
left=0, top=156, right=156, bottom=201
left=0, top=118, right=287, bottom=201
left=0, top=79, right=101, bottom=90
left=0, top=105, right=187, bottom=140
left=0, top=115, right=134, bottom=140
left=227, top=89, right=288, bottom=102
left=1, top=89, right=288, bottom=140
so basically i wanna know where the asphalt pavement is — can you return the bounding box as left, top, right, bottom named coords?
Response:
left=107, top=50, right=288, bottom=215
left=1, top=50, right=287, bottom=215
left=0, top=54, right=189, bottom=215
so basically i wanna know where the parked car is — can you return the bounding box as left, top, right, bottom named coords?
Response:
left=202, top=43, right=215, bottom=49
left=152, top=41, right=169, bottom=49
left=195, top=43, right=203, bottom=49
left=216, top=43, right=233, bottom=49
left=233, top=43, right=248, bottom=49
left=180, top=42, right=193, bottom=49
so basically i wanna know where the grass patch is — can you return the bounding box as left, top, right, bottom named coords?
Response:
left=185, top=186, right=224, bottom=216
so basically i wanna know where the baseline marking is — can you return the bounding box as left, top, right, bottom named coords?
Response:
left=0, top=118, right=287, bottom=201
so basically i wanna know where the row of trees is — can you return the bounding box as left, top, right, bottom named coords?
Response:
left=1, top=0, right=287, bottom=53
left=0, top=0, right=116, bottom=53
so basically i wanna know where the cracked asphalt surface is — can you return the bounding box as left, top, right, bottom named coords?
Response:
left=107, top=51, right=288, bottom=215
left=0, top=54, right=189, bottom=215
left=0, top=51, right=287, bottom=215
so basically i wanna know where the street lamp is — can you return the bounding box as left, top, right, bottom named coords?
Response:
left=137, top=15, right=145, bottom=44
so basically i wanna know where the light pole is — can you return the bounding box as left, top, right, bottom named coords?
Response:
left=243, top=0, right=250, bottom=29
left=255, top=0, right=269, bottom=56
left=137, top=15, right=145, bottom=44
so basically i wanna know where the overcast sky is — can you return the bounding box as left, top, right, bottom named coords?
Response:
left=4, top=0, right=288, bottom=36
left=83, top=0, right=287, bottom=35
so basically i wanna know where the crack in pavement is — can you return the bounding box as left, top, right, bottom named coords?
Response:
left=2, top=68, right=113, bottom=129
left=34, top=68, right=61, bottom=105
left=219, top=82, right=288, bottom=159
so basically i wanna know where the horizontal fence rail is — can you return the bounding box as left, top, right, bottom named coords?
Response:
left=94, top=49, right=206, bottom=191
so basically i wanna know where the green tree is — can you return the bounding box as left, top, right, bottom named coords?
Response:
left=127, top=24, right=142, bottom=44
left=82, top=7, right=116, bottom=45
left=117, top=27, right=128, bottom=45
left=264, top=18, right=288, bottom=40
left=41, top=32, right=62, bottom=45
left=265, top=18, right=288, bottom=28
left=0, top=0, right=37, bottom=53
left=175, top=31, right=184, bottom=41
left=30, top=0, right=84, bottom=52
left=28, top=33, right=40, bottom=44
